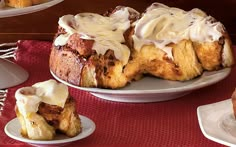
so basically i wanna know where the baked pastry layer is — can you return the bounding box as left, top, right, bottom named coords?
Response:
left=50, top=3, right=234, bottom=89
left=15, top=80, right=81, bottom=140
left=4, top=0, right=47, bottom=8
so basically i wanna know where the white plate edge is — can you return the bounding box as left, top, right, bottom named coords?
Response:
left=197, top=99, right=236, bottom=146
left=0, top=0, right=64, bottom=18
left=50, top=68, right=231, bottom=94
left=4, top=114, right=96, bottom=145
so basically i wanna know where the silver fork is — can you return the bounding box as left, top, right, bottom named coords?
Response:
left=0, top=42, right=17, bottom=59
left=0, top=89, right=8, bottom=115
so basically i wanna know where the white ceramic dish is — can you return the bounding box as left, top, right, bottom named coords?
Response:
left=197, top=99, right=236, bottom=146
left=0, top=0, right=63, bottom=18
left=51, top=68, right=231, bottom=103
left=0, top=59, right=29, bottom=89
left=4, top=115, right=95, bottom=147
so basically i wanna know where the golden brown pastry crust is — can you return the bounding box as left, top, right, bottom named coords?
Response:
left=4, top=0, right=47, bottom=8
left=38, top=97, right=81, bottom=137
left=49, top=5, right=234, bottom=89
left=125, top=40, right=203, bottom=81
left=193, top=33, right=234, bottom=71
left=232, top=89, right=236, bottom=118
left=50, top=44, right=128, bottom=89
left=15, top=96, right=81, bottom=140
left=31, top=0, right=47, bottom=5
left=15, top=106, right=56, bottom=140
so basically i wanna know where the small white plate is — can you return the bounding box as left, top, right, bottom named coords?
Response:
left=4, top=115, right=95, bottom=147
left=197, top=99, right=236, bottom=146
left=0, top=0, right=63, bottom=18
left=51, top=68, right=231, bottom=103
left=0, top=59, right=29, bottom=89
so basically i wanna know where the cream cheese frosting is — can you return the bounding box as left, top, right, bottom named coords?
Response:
left=132, top=2, right=225, bottom=59
left=54, top=7, right=139, bottom=66
left=15, top=79, right=69, bottom=117
left=54, top=3, right=225, bottom=62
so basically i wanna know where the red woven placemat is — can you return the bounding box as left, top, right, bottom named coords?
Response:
left=1, top=40, right=234, bottom=146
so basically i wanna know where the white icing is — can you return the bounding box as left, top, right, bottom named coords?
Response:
left=15, top=79, right=69, bottom=117
left=15, top=87, right=41, bottom=117
left=32, top=79, right=69, bottom=107
left=54, top=7, right=139, bottom=65
left=132, top=2, right=224, bottom=59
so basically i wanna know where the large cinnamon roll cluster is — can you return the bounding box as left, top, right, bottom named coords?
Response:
left=50, top=3, right=234, bottom=89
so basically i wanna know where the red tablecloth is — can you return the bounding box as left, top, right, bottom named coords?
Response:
left=0, top=40, right=235, bottom=146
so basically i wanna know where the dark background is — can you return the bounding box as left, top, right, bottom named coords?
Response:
left=0, top=0, right=235, bottom=44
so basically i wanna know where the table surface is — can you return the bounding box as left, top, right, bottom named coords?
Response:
left=0, top=39, right=235, bottom=146
left=0, top=0, right=236, bottom=44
